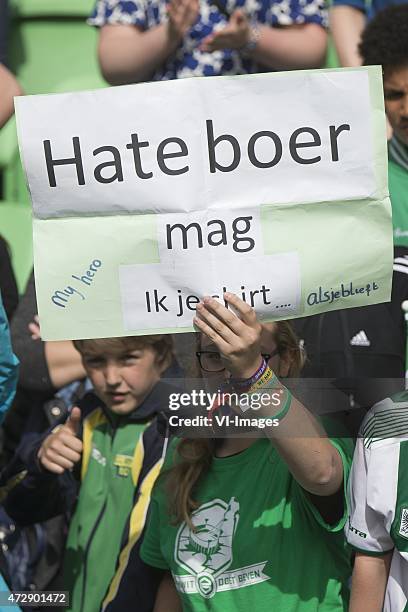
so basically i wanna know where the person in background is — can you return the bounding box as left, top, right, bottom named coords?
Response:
left=359, top=4, right=408, bottom=247
left=0, top=276, right=92, bottom=602
left=345, top=391, right=408, bottom=611
left=0, top=274, right=87, bottom=466
left=344, top=14, right=408, bottom=578
left=294, top=7, right=408, bottom=435
left=0, top=0, right=22, bottom=129
left=0, top=237, right=18, bottom=321
left=329, top=0, right=407, bottom=68
left=89, top=0, right=328, bottom=85
left=293, top=249, right=408, bottom=436
left=0, top=293, right=20, bottom=612
left=11, top=275, right=85, bottom=396
left=0, top=294, right=18, bottom=420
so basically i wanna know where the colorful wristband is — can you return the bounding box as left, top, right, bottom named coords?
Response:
left=229, top=358, right=269, bottom=392
left=247, top=366, right=278, bottom=393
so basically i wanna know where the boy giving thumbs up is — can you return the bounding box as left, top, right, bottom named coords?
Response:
left=3, top=335, right=176, bottom=612
left=38, top=406, right=82, bottom=473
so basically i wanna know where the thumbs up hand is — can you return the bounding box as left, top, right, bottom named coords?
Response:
left=65, top=406, right=81, bottom=436
left=38, top=407, right=83, bottom=474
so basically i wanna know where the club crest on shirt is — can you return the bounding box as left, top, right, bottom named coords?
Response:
left=175, top=497, right=239, bottom=598
left=173, top=497, right=269, bottom=598
left=113, top=454, right=133, bottom=477
left=399, top=508, right=408, bottom=539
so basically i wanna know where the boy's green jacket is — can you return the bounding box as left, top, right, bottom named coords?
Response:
left=2, top=382, right=174, bottom=612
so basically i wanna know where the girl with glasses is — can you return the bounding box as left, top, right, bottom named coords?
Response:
left=141, top=292, right=353, bottom=611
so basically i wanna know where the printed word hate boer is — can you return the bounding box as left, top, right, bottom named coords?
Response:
left=43, top=120, right=351, bottom=187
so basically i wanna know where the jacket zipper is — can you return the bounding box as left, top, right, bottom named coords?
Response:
left=79, top=423, right=118, bottom=612
left=79, top=500, right=107, bottom=612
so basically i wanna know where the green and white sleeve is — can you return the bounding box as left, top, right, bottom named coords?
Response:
left=345, top=433, right=395, bottom=555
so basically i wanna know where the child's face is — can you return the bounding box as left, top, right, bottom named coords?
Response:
left=81, top=345, right=165, bottom=414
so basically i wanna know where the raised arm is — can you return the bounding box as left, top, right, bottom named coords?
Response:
left=194, top=293, right=344, bottom=497
left=11, top=275, right=86, bottom=393
left=44, top=340, right=86, bottom=389
left=329, top=5, right=365, bottom=67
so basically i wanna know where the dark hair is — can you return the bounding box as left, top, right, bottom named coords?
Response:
left=359, top=5, right=408, bottom=73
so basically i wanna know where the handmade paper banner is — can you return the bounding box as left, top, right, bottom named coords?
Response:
left=15, top=66, right=392, bottom=340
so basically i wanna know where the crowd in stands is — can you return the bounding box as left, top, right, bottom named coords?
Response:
left=1, top=1, right=408, bottom=611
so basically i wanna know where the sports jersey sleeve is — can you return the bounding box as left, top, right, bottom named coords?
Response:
left=89, top=0, right=149, bottom=30
left=345, top=436, right=394, bottom=555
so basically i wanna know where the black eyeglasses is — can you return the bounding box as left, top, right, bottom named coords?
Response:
left=196, top=350, right=279, bottom=373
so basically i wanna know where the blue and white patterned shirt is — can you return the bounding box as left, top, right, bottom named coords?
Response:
left=89, top=0, right=327, bottom=80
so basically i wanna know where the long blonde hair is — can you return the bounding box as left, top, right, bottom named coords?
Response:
left=165, top=320, right=304, bottom=528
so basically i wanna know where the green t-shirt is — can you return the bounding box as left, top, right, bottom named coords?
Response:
left=389, top=159, right=408, bottom=248
left=141, top=438, right=352, bottom=611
